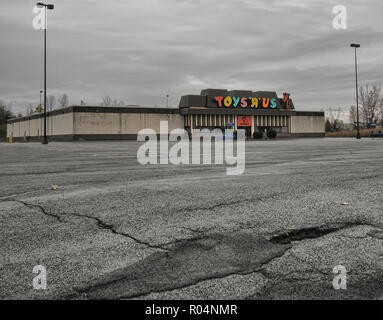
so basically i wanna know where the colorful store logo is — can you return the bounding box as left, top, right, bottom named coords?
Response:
left=282, top=93, right=291, bottom=109
left=237, top=116, right=252, bottom=127
left=214, top=96, right=278, bottom=109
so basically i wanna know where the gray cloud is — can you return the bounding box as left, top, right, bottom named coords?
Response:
left=0, top=0, right=382, bottom=114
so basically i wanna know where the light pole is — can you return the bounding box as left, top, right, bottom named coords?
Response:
left=37, top=3, right=54, bottom=144
left=39, top=90, right=43, bottom=109
left=351, top=43, right=361, bottom=139
left=166, top=94, right=169, bottom=108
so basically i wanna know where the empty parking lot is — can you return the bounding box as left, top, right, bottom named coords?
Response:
left=1, top=138, right=383, bottom=299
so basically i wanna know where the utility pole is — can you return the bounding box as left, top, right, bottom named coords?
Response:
left=350, top=43, right=361, bottom=139
left=37, top=3, right=54, bottom=144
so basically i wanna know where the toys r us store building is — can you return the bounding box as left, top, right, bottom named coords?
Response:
left=7, top=88, right=325, bottom=141
left=180, top=89, right=324, bottom=138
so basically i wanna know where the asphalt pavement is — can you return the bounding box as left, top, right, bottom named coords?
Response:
left=1, top=138, right=383, bottom=299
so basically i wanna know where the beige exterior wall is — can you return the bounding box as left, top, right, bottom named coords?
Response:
left=74, top=112, right=184, bottom=135
left=7, top=113, right=74, bottom=138
left=290, top=114, right=325, bottom=134
left=7, top=110, right=324, bottom=139
left=7, top=117, right=42, bottom=138
left=74, top=113, right=120, bottom=135
left=7, top=112, right=184, bottom=139
left=48, top=113, right=74, bottom=136
left=6, top=123, right=11, bottom=138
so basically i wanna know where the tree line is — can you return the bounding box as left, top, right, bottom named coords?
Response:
left=0, top=94, right=128, bottom=139
left=26, top=94, right=70, bottom=115
left=24, top=94, right=125, bottom=116
left=0, top=100, right=14, bottom=140
left=349, top=84, right=383, bottom=126
left=326, top=83, right=383, bottom=132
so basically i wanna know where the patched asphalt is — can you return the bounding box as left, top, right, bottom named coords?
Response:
left=72, top=231, right=290, bottom=300
left=0, top=138, right=383, bottom=299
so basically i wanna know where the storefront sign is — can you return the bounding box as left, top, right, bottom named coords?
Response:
left=282, top=93, right=291, bottom=109
left=237, top=116, right=252, bottom=127
left=214, top=96, right=278, bottom=109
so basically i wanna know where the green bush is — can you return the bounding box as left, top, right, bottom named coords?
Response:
left=267, top=129, right=277, bottom=139
left=253, top=131, right=263, bottom=139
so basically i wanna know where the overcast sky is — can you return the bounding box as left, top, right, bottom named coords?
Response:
left=0, top=0, right=382, bottom=114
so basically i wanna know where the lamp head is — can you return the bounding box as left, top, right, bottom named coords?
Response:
left=36, top=3, right=54, bottom=9
left=350, top=43, right=360, bottom=48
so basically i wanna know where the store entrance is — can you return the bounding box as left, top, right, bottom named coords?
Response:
left=237, top=115, right=252, bottom=138
left=237, top=126, right=251, bottom=137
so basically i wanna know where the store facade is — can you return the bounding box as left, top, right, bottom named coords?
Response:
left=7, top=89, right=325, bottom=141
left=179, top=89, right=324, bottom=138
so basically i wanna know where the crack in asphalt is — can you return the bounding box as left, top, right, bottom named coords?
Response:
left=12, top=199, right=65, bottom=223
left=247, top=223, right=383, bottom=300
left=70, top=212, right=171, bottom=251
left=67, top=231, right=293, bottom=300
left=116, top=223, right=379, bottom=299
left=123, top=270, right=268, bottom=300
left=7, top=198, right=382, bottom=300
left=9, top=199, right=171, bottom=252
left=126, top=247, right=291, bottom=300
left=5, top=192, right=285, bottom=254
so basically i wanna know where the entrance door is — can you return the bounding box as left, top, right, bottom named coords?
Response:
left=237, top=116, right=252, bottom=138
left=238, top=126, right=251, bottom=137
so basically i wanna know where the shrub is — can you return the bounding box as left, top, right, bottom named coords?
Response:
left=267, top=129, right=277, bottom=139
left=0, top=123, right=6, bottom=140
left=253, top=131, right=263, bottom=139
left=325, top=119, right=345, bottom=132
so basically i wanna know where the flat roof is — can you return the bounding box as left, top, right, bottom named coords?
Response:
left=180, top=108, right=324, bottom=117
left=7, top=106, right=180, bottom=124
left=7, top=105, right=324, bottom=124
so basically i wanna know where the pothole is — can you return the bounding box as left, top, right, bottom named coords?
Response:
left=269, top=227, right=340, bottom=244
left=269, top=223, right=362, bottom=244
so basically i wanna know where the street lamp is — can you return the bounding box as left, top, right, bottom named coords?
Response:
left=350, top=43, right=361, bottom=139
left=37, top=3, right=54, bottom=144
left=39, top=90, right=43, bottom=109
left=166, top=94, right=169, bottom=108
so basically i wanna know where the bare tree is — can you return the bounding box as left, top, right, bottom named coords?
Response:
left=327, top=107, right=342, bottom=122
left=325, top=107, right=345, bottom=132
left=100, top=95, right=113, bottom=107
left=58, top=94, right=69, bottom=108
left=349, top=105, right=356, bottom=126
left=100, top=95, right=125, bottom=107
left=359, top=84, right=381, bottom=125
left=47, top=95, right=56, bottom=111
left=26, top=103, right=35, bottom=115
left=378, top=98, right=383, bottom=125
left=113, top=99, right=125, bottom=107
